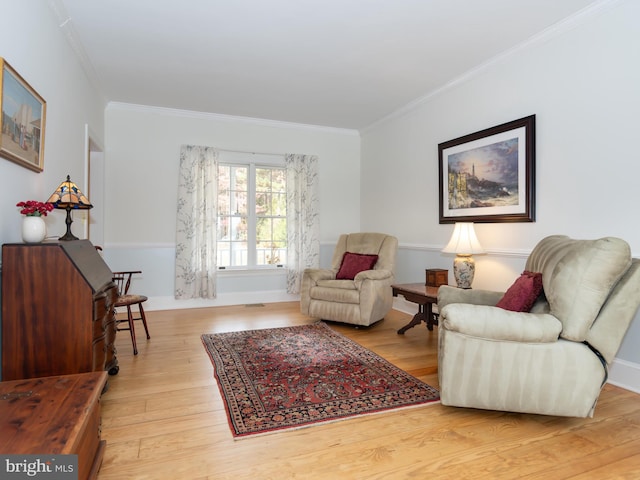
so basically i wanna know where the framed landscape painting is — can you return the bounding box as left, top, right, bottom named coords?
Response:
left=0, top=58, right=46, bottom=172
left=438, top=115, right=535, bottom=223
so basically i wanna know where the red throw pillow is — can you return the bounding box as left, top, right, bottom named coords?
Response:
left=336, top=252, right=379, bottom=280
left=496, top=271, right=544, bottom=312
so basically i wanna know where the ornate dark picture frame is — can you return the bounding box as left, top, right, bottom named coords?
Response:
left=438, top=115, right=535, bottom=224
left=0, top=58, right=46, bottom=172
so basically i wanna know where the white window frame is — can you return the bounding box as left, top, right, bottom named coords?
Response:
left=217, top=151, right=286, bottom=272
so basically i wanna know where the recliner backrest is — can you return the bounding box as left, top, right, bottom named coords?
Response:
left=525, top=235, right=632, bottom=342
left=331, top=232, right=398, bottom=273
left=586, top=258, right=640, bottom=363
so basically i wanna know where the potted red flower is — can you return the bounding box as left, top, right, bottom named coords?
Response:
left=16, top=200, right=53, bottom=243
left=17, top=200, right=54, bottom=217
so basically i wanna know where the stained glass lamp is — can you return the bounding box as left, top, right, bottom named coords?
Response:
left=46, top=174, right=93, bottom=241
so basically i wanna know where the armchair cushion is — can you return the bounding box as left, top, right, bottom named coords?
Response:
left=441, top=304, right=562, bottom=343
left=495, top=270, right=543, bottom=312
left=336, top=252, right=378, bottom=280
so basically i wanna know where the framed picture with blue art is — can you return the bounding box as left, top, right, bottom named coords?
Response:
left=438, top=115, right=535, bottom=223
left=0, top=58, right=46, bottom=172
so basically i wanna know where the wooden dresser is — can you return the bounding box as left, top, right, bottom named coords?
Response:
left=0, top=372, right=108, bottom=480
left=1, top=240, right=119, bottom=381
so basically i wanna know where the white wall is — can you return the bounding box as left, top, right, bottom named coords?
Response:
left=0, top=2, right=106, bottom=376
left=0, top=2, right=106, bottom=245
left=361, top=0, right=640, bottom=388
left=102, top=104, right=361, bottom=308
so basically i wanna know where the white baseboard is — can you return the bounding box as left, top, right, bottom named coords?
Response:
left=145, top=291, right=299, bottom=311
left=608, top=358, right=640, bottom=394
left=393, top=297, right=422, bottom=316
left=392, top=299, right=640, bottom=394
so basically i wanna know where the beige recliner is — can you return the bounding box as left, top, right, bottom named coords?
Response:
left=300, top=232, right=398, bottom=327
left=437, top=235, right=640, bottom=418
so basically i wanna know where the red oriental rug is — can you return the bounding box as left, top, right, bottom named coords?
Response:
left=201, top=322, right=439, bottom=438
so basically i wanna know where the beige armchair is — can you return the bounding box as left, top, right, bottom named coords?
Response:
left=300, top=232, right=398, bottom=327
left=437, top=235, right=640, bottom=418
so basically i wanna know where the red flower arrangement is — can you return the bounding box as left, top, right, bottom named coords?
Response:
left=16, top=200, right=54, bottom=217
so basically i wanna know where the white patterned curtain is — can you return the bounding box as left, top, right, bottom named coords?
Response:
left=175, top=145, right=218, bottom=299
left=286, top=153, right=320, bottom=294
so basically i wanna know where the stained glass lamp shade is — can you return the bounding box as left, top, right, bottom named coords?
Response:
left=46, top=174, right=93, bottom=241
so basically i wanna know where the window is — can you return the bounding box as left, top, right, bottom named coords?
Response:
left=217, top=157, right=287, bottom=269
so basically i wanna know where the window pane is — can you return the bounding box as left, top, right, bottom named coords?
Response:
left=233, top=191, right=247, bottom=216
left=218, top=200, right=229, bottom=216
left=217, top=215, right=229, bottom=240
left=273, top=218, right=286, bottom=242
left=217, top=163, right=287, bottom=269
left=230, top=241, right=247, bottom=266
left=232, top=166, right=247, bottom=189
left=217, top=242, right=230, bottom=266
left=256, top=217, right=271, bottom=242
left=272, top=192, right=286, bottom=216
left=256, top=192, right=270, bottom=215
left=256, top=168, right=271, bottom=192
left=257, top=240, right=283, bottom=265
left=230, top=217, right=247, bottom=241
left=272, top=169, right=286, bottom=192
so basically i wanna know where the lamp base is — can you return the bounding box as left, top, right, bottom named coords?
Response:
left=453, top=254, right=475, bottom=289
left=58, top=231, right=79, bottom=241
left=58, top=207, right=79, bottom=241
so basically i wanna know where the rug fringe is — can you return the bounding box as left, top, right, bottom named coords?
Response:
left=231, top=399, right=441, bottom=440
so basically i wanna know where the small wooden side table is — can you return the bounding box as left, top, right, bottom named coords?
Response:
left=0, top=371, right=108, bottom=480
left=392, top=283, right=440, bottom=334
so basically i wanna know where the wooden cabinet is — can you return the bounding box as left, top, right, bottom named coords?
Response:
left=1, top=240, right=118, bottom=381
left=0, top=371, right=108, bottom=480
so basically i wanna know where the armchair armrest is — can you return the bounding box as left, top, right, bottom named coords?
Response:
left=437, top=285, right=504, bottom=310
left=303, top=268, right=336, bottom=285
left=440, top=303, right=562, bottom=343
left=353, top=269, right=393, bottom=288
left=300, top=268, right=336, bottom=315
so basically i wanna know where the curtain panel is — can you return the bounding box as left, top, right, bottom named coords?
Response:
left=175, top=145, right=218, bottom=299
left=286, top=153, right=320, bottom=294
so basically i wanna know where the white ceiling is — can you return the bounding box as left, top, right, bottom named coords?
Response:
left=52, top=0, right=600, bottom=130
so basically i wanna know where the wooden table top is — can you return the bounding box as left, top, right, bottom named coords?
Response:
left=391, top=283, right=440, bottom=301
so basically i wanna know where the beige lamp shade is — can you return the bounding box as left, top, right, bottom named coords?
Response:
left=442, top=222, right=485, bottom=255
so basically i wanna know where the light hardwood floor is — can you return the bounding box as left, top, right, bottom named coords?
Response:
left=98, top=302, right=640, bottom=479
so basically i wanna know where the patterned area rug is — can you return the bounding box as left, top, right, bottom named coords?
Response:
left=201, top=322, right=439, bottom=438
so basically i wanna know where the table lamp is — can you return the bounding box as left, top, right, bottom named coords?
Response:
left=46, top=174, right=93, bottom=241
left=442, top=222, right=484, bottom=289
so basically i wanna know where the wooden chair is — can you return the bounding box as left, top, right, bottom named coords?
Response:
left=112, top=271, right=150, bottom=355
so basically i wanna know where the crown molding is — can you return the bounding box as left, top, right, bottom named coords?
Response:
left=106, top=101, right=360, bottom=136
left=361, top=0, right=623, bottom=134
left=48, top=0, right=108, bottom=105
